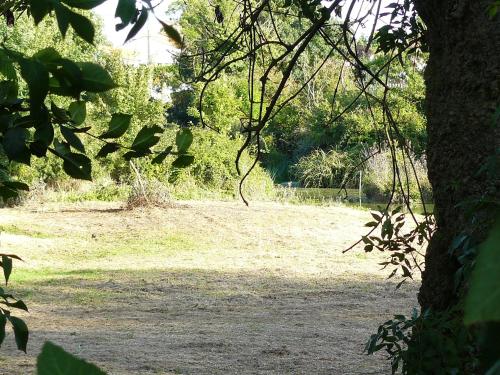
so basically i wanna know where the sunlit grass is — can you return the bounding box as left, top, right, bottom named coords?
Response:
left=0, top=201, right=418, bottom=374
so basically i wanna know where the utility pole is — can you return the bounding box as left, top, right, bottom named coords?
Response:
left=147, top=23, right=151, bottom=64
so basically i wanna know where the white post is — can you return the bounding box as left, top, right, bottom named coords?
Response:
left=358, top=170, right=362, bottom=206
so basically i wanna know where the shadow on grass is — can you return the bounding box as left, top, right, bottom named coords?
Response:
left=58, top=207, right=126, bottom=214
left=4, top=268, right=417, bottom=374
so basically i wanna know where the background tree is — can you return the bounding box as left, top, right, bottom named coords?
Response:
left=179, top=0, right=499, bottom=371
left=0, top=0, right=193, bottom=356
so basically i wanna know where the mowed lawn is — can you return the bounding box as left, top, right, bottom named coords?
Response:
left=0, top=201, right=417, bottom=374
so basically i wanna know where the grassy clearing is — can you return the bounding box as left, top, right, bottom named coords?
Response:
left=0, top=201, right=418, bottom=374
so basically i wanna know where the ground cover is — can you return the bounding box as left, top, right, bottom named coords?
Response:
left=0, top=201, right=417, bottom=374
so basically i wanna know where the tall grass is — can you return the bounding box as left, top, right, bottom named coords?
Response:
left=362, top=148, right=432, bottom=203
left=290, top=149, right=351, bottom=188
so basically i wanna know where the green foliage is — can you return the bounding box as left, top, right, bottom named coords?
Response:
left=464, top=220, right=500, bottom=325
left=99, top=113, right=132, bottom=139
left=360, top=208, right=483, bottom=374
left=362, top=149, right=432, bottom=203
left=173, top=0, right=428, bottom=185
left=366, top=308, right=477, bottom=375
left=488, top=1, right=500, bottom=17
left=374, top=1, right=426, bottom=55
left=361, top=207, right=434, bottom=288
left=462, top=219, right=500, bottom=373
left=365, top=155, right=499, bottom=373
left=37, top=341, right=107, bottom=375
left=291, top=149, right=350, bottom=188
left=135, top=128, right=275, bottom=200
left=0, top=254, right=29, bottom=352
left=0, top=0, right=189, bottom=356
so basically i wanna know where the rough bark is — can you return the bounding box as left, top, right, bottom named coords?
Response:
left=413, top=0, right=500, bottom=311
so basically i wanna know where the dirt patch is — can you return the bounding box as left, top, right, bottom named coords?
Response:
left=0, top=201, right=418, bottom=374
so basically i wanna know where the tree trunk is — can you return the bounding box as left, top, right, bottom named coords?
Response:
left=414, top=0, right=500, bottom=311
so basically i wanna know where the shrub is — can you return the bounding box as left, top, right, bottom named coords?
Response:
left=126, top=178, right=172, bottom=209
left=21, top=177, right=130, bottom=204
left=362, top=148, right=432, bottom=203
left=137, top=128, right=276, bottom=200
left=291, top=149, right=351, bottom=188
left=14, top=126, right=276, bottom=202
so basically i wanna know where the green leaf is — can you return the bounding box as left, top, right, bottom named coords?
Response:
left=61, top=0, right=107, bottom=9
left=96, top=143, right=120, bottom=158
left=78, top=63, right=117, bottom=92
left=152, top=146, right=173, bottom=164
left=0, top=254, right=23, bottom=261
left=486, top=361, right=500, bottom=375
left=54, top=3, right=95, bottom=43
left=172, top=154, right=194, bottom=168
left=28, top=0, right=52, bottom=24
left=0, top=186, right=18, bottom=201
left=0, top=52, right=17, bottom=81
left=464, top=220, right=500, bottom=325
left=72, top=126, right=91, bottom=133
left=33, top=48, right=63, bottom=65
left=159, top=21, right=183, bottom=49
left=4, top=300, right=29, bottom=312
left=58, top=152, right=92, bottom=181
left=115, top=0, right=137, bottom=25
left=175, top=128, right=193, bottom=153
left=3, top=181, right=29, bottom=194
left=37, top=341, right=107, bottom=375
left=2, top=127, right=31, bottom=165
left=123, top=150, right=150, bottom=160
left=0, top=81, right=18, bottom=103
left=0, top=114, right=13, bottom=133
left=492, top=106, right=500, bottom=128
left=487, top=2, right=500, bottom=18
left=54, top=139, right=71, bottom=156
left=1, top=255, right=12, bottom=284
left=66, top=7, right=95, bottom=44
left=18, top=59, right=49, bottom=115
left=0, top=313, right=6, bottom=347
left=49, top=58, right=83, bottom=97
left=68, top=101, right=86, bottom=125
left=3, top=181, right=29, bottom=191
left=125, top=8, right=148, bottom=43
left=32, top=122, right=55, bottom=156
left=8, top=316, right=28, bottom=353
left=54, top=3, right=70, bottom=37
left=60, top=126, right=85, bottom=153
left=51, top=102, right=70, bottom=122
left=131, top=125, right=163, bottom=151
left=99, top=113, right=131, bottom=139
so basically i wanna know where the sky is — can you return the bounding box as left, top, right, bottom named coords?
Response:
left=93, top=0, right=391, bottom=65
left=94, top=0, right=175, bottom=64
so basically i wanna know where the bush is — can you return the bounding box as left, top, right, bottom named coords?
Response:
left=13, top=125, right=276, bottom=202
left=362, top=148, right=432, bottom=203
left=291, top=149, right=351, bottom=188
left=126, top=178, right=172, bottom=209
left=22, top=177, right=130, bottom=204
left=137, top=128, right=276, bottom=200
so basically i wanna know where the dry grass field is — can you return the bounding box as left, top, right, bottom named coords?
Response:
left=0, top=200, right=418, bottom=374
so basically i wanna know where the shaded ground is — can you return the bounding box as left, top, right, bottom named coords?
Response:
left=0, top=201, right=418, bottom=374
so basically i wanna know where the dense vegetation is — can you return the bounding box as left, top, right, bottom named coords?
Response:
left=168, top=0, right=429, bottom=199
left=1, top=11, right=273, bottom=204
left=0, top=0, right=498, bottom=373
left=1, top=0, right=431, bottom=205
